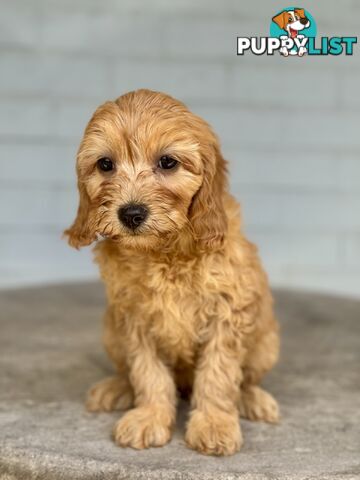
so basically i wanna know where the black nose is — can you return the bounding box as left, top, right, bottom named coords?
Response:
left=118, top=204, right=148, bottom=230
left=300, top=17, right=308, bottom=25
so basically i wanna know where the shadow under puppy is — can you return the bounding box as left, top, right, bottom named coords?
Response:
left=65, top=89, right=280, bottom=456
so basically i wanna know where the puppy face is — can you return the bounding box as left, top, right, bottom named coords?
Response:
left=272, top=9, right=310, bottom=37
left=66, top=90, right=227, bottom=251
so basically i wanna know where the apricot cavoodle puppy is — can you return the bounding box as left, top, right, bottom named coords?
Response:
left=65, top=89, right=280, bottom=456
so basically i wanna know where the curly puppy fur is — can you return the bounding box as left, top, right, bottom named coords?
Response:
left=65, top=89, right=280, bottom=456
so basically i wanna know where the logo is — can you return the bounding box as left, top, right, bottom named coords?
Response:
left=270, top=7, right=315, bottom=56
left=237, top=7, right=357, bottom=57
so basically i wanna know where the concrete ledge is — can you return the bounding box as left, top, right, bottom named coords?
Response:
left=0, top=283, right=359, bottom=480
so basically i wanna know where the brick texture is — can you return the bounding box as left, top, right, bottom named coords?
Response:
left=0, top=0, right=359, bottom=296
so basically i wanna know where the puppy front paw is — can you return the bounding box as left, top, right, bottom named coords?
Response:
left=280, top=47, right=289, bottom=56
left=86, top=376, right=133, bottom=412
left=298, top=46, right=307, bottom=57
left=185, top=409, right=242, bottom=456
left=113, top=406, right=173, bottom=449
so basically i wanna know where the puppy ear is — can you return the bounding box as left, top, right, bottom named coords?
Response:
left=189, top=143, right=228, bottom=251
left=64, top=180, right=96, bottom=249
left=272, top=11, right=288, bottom=30
left=295, top=8, right=305, bottom=18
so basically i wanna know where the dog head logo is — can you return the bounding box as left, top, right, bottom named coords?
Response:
left=270, top=7, right=316, bottom=56
left=272, top=9, right=310, bottom=38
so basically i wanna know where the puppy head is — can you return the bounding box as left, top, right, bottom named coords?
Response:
left=65, top=90, right=227, bottom=252
left=272, top=9, right=310, bottom=35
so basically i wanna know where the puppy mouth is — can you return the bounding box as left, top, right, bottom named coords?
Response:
left=123, top=229, right=147, bottom=237
left=115, top=228, right=146, bottom=238
left=116, top=225, right=156, bottom=239
left=97, top=229, right=146, bottom=242
left=289, top=27, right=298, bottom=38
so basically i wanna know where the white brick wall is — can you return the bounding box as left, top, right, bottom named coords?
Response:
left=0, top=0, right=359, bottom=297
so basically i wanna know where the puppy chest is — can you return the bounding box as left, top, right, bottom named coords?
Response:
left=135, top=263, right=210, bottom=364
left=107, top=252, right=222, bottom=364
left=150, top=287, right=203, bottom=363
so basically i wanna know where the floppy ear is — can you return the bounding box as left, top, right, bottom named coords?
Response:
left=64, top=179, right=96, bottom=249
left=295, top=8, right=305, bottom=18
left=272, top=11, right=288, bottom=30
left=189, top=142, right=228, bottom=251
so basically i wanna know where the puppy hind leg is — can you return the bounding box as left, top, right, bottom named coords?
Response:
left=238, top=385, right=279, bottom=424
left=86, top=375, right=134, bottom=412
left=242, top=326, right=279, bottom=385
left=239, top=327, right=280, bottom=423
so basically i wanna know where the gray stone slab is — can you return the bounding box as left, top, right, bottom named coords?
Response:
left=0, top=283, right=359, bottom=480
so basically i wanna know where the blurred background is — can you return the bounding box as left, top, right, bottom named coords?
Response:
left=0, top=0, right=359, bottom=297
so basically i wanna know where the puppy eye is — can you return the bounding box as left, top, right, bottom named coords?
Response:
left=97, top=157, right=114, bottom=172
left=158, top=155, right=178, bottom=170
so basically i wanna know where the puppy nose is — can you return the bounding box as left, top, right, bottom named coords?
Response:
left=118, top=204, right=148, bottom=230
left=300, top=17, right=308, bottom=25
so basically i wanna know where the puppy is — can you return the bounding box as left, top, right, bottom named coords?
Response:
left=65, top=89, right=280, bottom=456
left=272, top=8, right=310, bottom=56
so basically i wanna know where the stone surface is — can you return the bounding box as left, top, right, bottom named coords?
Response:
left=0, top=283, right=359, bottom=480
